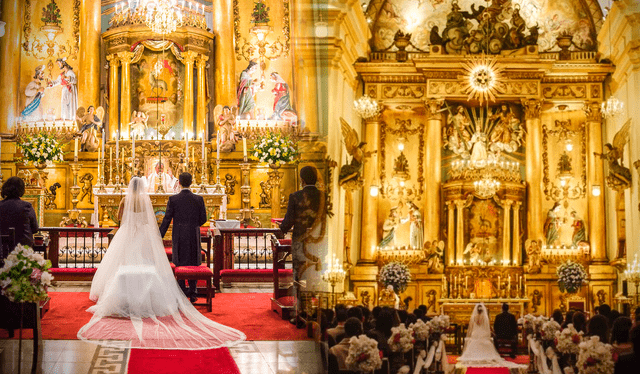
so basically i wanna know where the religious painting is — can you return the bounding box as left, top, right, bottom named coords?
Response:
left=371, top=0, right=597, bottom=53
left=131, top=50, right=184, bottom=138
left=527, top=285, right=547, bottom=315
left=464, top=198, right=503, bottom=263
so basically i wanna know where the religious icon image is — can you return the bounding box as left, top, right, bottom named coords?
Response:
left=21, top=65, right=48, bottom=121
left=401, top=201, right=423, bottom=249
left=76, top=106, right=104, bottom=152
left=213, top=104, right=238, bottom=152
left=543, top=202, right=562, bottom=246
left=378, top=206, right=401, bottom=248
left=236, top=60, right=259, bottom=120
left=129, top=111, right=149, bottom=139
left=465, top=199, right=501, bottom=262
left=268, top=71, right=296, bottom=121
left=50, top=58, right=78, bottom=121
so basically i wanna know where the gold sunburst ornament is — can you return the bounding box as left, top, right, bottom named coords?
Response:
left=461, top=54, right=504, bottom=105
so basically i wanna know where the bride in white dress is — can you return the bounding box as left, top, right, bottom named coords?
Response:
left=457, top=303, right=525, bottom=369
left=78, top=177, right=246, bottom=349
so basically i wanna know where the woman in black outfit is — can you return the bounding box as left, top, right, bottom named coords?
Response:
left=0, top=176, right=39, bottom=250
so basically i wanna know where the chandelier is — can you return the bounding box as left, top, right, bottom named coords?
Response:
left=353, top=95, right=381, bottom=120
left=143, top=0, right=183, bottom=35
left=473, top=177, right=501, bottom=199
left=461, top=54, right=504, bottom=105
left=601, top=97, right=624, bottom=118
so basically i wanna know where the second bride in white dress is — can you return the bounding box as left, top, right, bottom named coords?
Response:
left=457, top=303, right=525, bottom=369
left=78, top=177, right=246, bottom=349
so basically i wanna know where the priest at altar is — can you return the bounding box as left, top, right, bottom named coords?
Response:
left=145, top=162, right=179, bottom=193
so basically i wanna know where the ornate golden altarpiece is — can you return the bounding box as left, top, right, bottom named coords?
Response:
left=350, top=47, right=618, bottom=320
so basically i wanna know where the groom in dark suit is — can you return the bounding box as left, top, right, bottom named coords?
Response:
left=159, top=172, right=207, bottom=303
left=494, top=303, right=519, bottom=358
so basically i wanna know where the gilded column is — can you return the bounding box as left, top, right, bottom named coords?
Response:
left=106, top=54, right=120, bottom=140
left=183, top=51, right=198, bottom=136
left=78, top=0, right=101, bottom=108
left=425, top=98, right=443, bottom=243
left=513, top=202, right=522, bottom=265
left=196, top=55, right=209, bottom=137
left=360, top=115, right=381, bottom=263
left=212, top=0, right=235, bottom=106
left=455, top=200, right=465, bottom=263
left=502, top=199, right=513, bottom=263
left=291, top=0, right=318, bottom=133
left=522, top=99, right=543, bottom=241
left=0, top=0, right=24, bottom=132
left=584, top=102, right=607, bottom=262
left=117, top=51, right=135, bottom=138
left=446, top=202, right=455, bottom=265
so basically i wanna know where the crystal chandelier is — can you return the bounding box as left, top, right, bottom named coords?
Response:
left=601, top=97, right=624, bottom=118
left=143, top=0, right=183, bottom=35
left=625, top=253, right=640, bottom=305
left=353, top=95, right=381, bottom=120
left=473, top=177, right=501, bottom=199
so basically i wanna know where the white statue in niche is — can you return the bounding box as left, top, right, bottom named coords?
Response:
left=401, top=201, right=423, bottom=249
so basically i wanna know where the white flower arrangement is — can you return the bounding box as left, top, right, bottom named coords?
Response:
left=250, top=132, right=297, bottom=165
left=520, top=314, right=536, bottom=331
left=388, top=323, right=415, bottom=353
left=0, top=244, right=53, bottom=303
left=428, top=314, right=451, bottom=334
left=555, top=324, right=583, bottom=354
left=409, top=319, right=430, bottom=341
left=557, top=260, right=588, bottom=294
left=345, top=334, right=383, bottom=372
left=378, top=262, right=411, bottom=293
left=17, top=133, right=65, bottom=165
left=576, top=336, right=614, bottom=374
left=541, top=320, right=561, bottom=341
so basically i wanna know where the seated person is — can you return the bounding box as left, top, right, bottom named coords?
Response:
left=329, top=317, right=363, bottom=371
left=494, top=303, right=518, bottom=358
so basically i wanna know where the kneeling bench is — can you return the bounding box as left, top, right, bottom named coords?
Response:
left=174, top=265, right=215, bottom=312
left=220, top=268, right=293, bottom=286
left=50, top=267, right=97, bottom=282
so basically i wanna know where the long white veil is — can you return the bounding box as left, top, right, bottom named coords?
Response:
left=78, top=177, right=246, bottom=349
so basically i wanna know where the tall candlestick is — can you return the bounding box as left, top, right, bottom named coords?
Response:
left=216, top=130, right=220, bottom=160
left=132, top=133, right=136, bottom=172
left=101, top=130, right=105, bottom=157
left=74, top=138, right=78, bottom=161
left=186, top=132, right=189, bottom=163
left=115, top=130, right=120, bottom=160
left=201, top=131, right=205, bottom=158
left=243, top=137, right=247, bottom=158
left=508, top=275, right=511, bottom=293
left=498, top=276, right=501, bottom=291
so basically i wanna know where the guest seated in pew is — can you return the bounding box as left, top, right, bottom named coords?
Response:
left=493, top=303, right=519, bottom=358
left=0, top=176, right=39, bottom=249
left=347, top=305, right=364, bottom=324
left=329, top=317, right=363, bottom=372
left=614, top=325, right=640, bottom=374
left=328, top=307, right=348, bottom=343
left=587, top=314, right=610, bottom=344
left=552, top=309, right=564, bottom=325
left=612, top=317, right=633, bottom=357
left=562, top=310, right=575, bottom=329
left=573, top=311, right=587, bottom=333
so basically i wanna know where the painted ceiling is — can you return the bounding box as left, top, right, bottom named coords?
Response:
left=365, top=0, right=605, bottom=52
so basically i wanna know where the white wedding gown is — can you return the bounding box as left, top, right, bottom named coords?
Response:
left=457, top=303, right=526, bottom=369
left=78, top=177, right=246, bottom=349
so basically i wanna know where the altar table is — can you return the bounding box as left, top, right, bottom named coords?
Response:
left=438, top=298, right=530, bottom=325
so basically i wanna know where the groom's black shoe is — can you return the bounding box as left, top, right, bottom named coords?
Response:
left=189, top=295, right=198, bottom=303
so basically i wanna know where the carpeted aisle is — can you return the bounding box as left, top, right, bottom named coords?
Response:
left=127, top=348, right=241, bottom=374
left=0, top=292, right=307, bottom=341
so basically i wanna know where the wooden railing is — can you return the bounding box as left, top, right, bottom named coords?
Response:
left=37, top=227, right=116, bottom=268
left=212, top=228, right=284, bottom=289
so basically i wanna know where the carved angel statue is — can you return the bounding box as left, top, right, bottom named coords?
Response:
left=76, top=106, right=104, bottom=152
left=214, top=104, right=237, bottom=153
left=339, top=117, right=371, bottom=186
left=595, top=120, right=632, bottom=190
left=524, top=238, right=542, bottom=274
left=424, top=240, right=445, bottom=274
left=129, top=111, right=149, bottom=139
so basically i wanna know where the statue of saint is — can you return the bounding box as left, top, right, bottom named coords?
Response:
left=76, top=106, right=104, bottom=152
left=570, top=210, right=587, bottom=247
left=50, top=58, right=78, bottom=121
left=21, top=65, right=47, bottom=121
left=236, top=61, right=259, bottom=120
left=268, top=72, right=296, bottom=121
left=543, top=202, right=562, bottom=246
left=378, top=207, right=400, bottom=248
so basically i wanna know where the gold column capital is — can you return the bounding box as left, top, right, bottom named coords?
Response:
left=583, top=101, right=603, bottom=122
left=521, top=98, right=542, bottom=120
left=116, top=51, right=135, bottom=64
left=183, top=50, right=199, bottom=64
left=106, top=54, right=121, bottom=66
left=196, top=54, right=209, bottom=66
left=424, top=98, right=445, bottom=119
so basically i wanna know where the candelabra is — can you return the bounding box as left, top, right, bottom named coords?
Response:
left=113, top=157, right=122, bottom=193
left=321, top=255, right=346, bottom=308
left=624, top=254, right=640, bottom=307
left=211, top=158, right=224, bottom=194
left=237, top=157, right=261, bottom=227
left=198, top=151, right=209, bottom=194
left=60, top=162, right=88, bottom=227
left=267, top=164, right=284, bottom=219
left=96, top=154, right=107, bottom=193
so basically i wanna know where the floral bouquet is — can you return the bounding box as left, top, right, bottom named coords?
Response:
left=251, top=132, right=297, bottom=165
left=388, top=323, right=415, bottom=353
left=17, top=133, right=65, bottom=166
left=520, top=314, right=536, bottom=332
left=557, top=260, right=588, bottom=294
left=378, top=262, right=411, bottom=293
left=576, top=336, right=614, bottom=374
left=409, top=319, right=430, bottom=341
left=555, top=324, right=583, bottom=354
left=345, top=334, right=383, bottom=372
left=427, top=314, right=450, bottom=342
left=0, top=245, right=53, bottom=303
left=541, top=320, right=561, bottom=341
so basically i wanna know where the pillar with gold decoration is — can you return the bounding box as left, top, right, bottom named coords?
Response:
left=584, top=101, right=607, bottom=262
left=0, top=0, right=24, bottom=133
left=291, top=0, right=318, bottom=133
left=78, top=0, right=102, bottom=109
left=522, top=98, right=543, bottom=242
left=106, top=54, right=120, bottom=140
left=212, top=0, right=235, bottom=106
left=183, top=51, right=199, bottom=137
left=360, top=114, right=381, bottom=263
left=424, top=98, right=443, bottom=244
left=196, top=54, right=209, bottom=137
left=117, top=51, right=135, bottom=138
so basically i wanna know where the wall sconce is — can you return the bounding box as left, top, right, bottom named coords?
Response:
left=314, top=15, right=328, bottom=38
left=565, top=138, right=574, bottom=152
left=397, top=137, right=405, bottom=151
left=369, top=184, right=379, bottom=197
left=592, top=185, right=602, bottom=196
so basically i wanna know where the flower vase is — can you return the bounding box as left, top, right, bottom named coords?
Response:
left=35, top=163, right=48, bottom=170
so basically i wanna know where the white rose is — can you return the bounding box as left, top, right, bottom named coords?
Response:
left=40, top=272, right=53, bottom=285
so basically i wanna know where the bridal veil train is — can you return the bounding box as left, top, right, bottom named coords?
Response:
left=457, top=303, right=526, bottom=369
left=78, top=177, right=246, bottom=349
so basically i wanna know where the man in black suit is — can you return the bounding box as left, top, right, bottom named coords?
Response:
left=614, top=325, right=640, bottom=374
left=159, top=172, right=207, bottom=303
left=0, top=177, right=39, bottom=249
left=494, top=303, right=518, bottom=358
left=280, top=166, right=324, bottom=325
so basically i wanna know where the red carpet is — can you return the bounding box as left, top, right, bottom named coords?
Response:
left=128, top=348, right=240, bottom=374
left=448, top=355, right=529, bottom=365
left=0, top=292, right=307, bottom=341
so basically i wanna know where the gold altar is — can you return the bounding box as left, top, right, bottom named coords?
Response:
left=439, top=299, right=528, bottom=325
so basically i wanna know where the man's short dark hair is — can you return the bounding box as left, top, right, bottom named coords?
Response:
left=1, top=177, right=25, bottom=199
left=611, top=316, right=632, bottom=344
left=418, top=305, right=427, bottom=314
left=344, top=317, right=363, bottom=338
left=179, top=172, right=192, bottom=187
left=347, top=306, right=363, bottom=321
left=300, top=166, right=317, bottom=185
left=335, top=308, right=348, bottom=323
left=502, top=303, right=509, bottom=312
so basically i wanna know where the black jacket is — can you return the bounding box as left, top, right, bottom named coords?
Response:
left=280, top=185, right=322, bottom=241
left=0, top=198, right=39, bottom=249
left=494, top=311, right=518, bottom=339
left=159, top=189, right=207, bottom=266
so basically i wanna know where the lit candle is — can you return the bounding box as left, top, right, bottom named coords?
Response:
left=216, top=130, right=220, bottom=160
left=74, top=138, right=78, bottom=161
left=454, top=275, right=457, bottom=291
left=110, top=147, right=113, bottom=169
left=520, top=275, right=523, bottom=292
left=131, top=133, right=135, bottom=170
left=201, top=130, right=205, bottom=158
left=185, top=131, right=189, bottom=163
left=498, top=276, right=501, bottom=291
left=243, top=137, right=247, bottom=159
left=508, top=275, right=511, bottom=292
left=465, top=276, right=468, bottom=290
left=101, top=130, right=105, bottom=158
left=115, top=130, right=120, bottom=160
